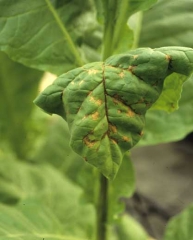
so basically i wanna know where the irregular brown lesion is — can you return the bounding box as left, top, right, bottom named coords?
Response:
left=109, top=124, right=117, bottom=133
left=119, top=71, right=125, bottom=78
left=133, top=55, right=138, bottom=59
left=139, top=131, right=144, bottom=136
left=165, top=54, right=171, bottom=61
left=165, top=54, right=173, bottom=70
left=89, top=96, right=103, bottom=106
left=87, top=69, right=99, bottom=75
left=113, top=96, right=119, bottom=105
left=128, top=65, right=135, bottom=74
left=112, top=94, right=137, bottom=117
left=91, top=111, right=99, bottom=120
left=110, top=138, right=118, bottom=145
left=83, top=135, right=97, bottom=148
left=127, top=107, right=135, bottom=117
left=122, top=136, right=130, bottom=142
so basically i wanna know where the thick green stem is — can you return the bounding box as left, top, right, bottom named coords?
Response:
left=112, top=0, right=129, bottom=49
left=96, top=2, right=117, bottom=239
left=96, top=174, right=108, bottom=240
left=102, top=0, right=117, bottom=60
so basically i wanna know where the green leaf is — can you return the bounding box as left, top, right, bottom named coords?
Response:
left=0, top=0, right=102, bottom=74
left=0, top=199, right=86, bottom=240
left=164, top=203, right=193, bottom=240
left=93, top=0, right=105, bottom=24
left=0, top=151, right=96, bottom=239
left=140, top=0, right=193, bottom=48
left=137, top=0, right=193, bottom=144
left=33, top=117, right=135, bottom=219
left=34, top=47, right=193, bottom=179
left=0, top=51, right=42, bottom=159
left=108, top=152, right=135, bottom=222
left=109, top=214, right=148, bottom=240
left=113, top=25, right=134, bottom=55
left=150, top=73, right=188, bottom=112
left=139, top=75, right=193, bottom=146
left=31, top=114, right=100, bottom=207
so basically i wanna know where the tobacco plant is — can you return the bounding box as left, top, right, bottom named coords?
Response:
left=1, top=0, right=193, bottom=240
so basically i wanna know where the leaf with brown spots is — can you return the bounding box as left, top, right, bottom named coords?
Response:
left=34, top=47, right=193, bottom=179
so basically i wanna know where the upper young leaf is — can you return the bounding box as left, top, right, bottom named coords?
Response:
left=34, top=47, right=193, bottom=179
left=140, top=0, right=193, bottom=48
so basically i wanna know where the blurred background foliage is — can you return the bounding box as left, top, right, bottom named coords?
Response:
left=0, top=0, right=193, bottom=239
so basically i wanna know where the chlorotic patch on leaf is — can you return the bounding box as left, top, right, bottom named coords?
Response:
left=34, top=47, right=193, bottom=180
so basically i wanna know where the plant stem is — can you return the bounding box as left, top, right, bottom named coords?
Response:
left=102, top=0, right=117, bottom=60
left=97, top=174, right=108, bottom=240
left=45, top=0, right=83, bottom=67
left=112, top=0, right=129, bottom=50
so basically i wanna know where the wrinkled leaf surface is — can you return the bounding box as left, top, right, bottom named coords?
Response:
left=34, top=47, right=193, bottom=179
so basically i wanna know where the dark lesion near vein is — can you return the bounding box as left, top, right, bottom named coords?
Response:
left=83, top=133, right=98, bottom=148
left=110, top=93, right=139, bottom=116
left=165, top=54, right=173, bottom=70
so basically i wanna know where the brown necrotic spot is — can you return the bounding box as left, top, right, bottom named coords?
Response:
left=83, top=136, right=97, bottom=148
left=127, top=107, right=135, bottom=117
left=122, top=136, right=130, bottom=142
left=91, top=111, right=99, bottom=120
left=109, top=124, right=117, bottom=133
left=119, top=71, right=125, bottom=78
left=128, top=66, right=135, bottom=73
left=87, top=69, right=98, bottom=75
left=139, top=131, right=144, bottom=136
left=111, top=139, right=118, bottom=145
left=133, top=55, right=138, bottom=59
left=89, top=96, right=103, bottom=106
left=112, top=94, right=121, bottom=104
left=165, top=54, right=171, bottom=61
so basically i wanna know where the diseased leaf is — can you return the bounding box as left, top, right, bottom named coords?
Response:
left=0, top=0, right=101, bottom=74
left=164, top=203, right=193, bottom=240
left=34, top=47, right=193, bottom=179
left=33, top=117, right=135, bottom=218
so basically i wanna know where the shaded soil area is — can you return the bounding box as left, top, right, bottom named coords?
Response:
left=127, top=140, right=193, bottom=239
